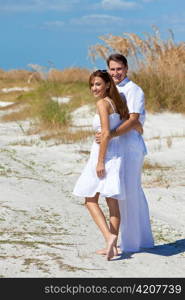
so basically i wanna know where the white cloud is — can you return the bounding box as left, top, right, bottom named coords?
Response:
left=101, top=0, right=140, bottom=10
left=0, top=0, right=80, bottom=12
left=142, top=0, right=158, bottom=3
left=42, top=21, right=65, bottom=29
left=41, top=14, right=127, bottom=31
left=70, top=14, right=125, bottom=26
left=0, top=0, right=142, bottom=13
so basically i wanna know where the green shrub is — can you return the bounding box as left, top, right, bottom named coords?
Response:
left=40, top=100, right=70, bottom=125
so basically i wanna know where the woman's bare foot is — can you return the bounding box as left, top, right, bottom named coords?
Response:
left=106, top=234, right=117, bottom=261
left=96, top=248, right=107, bottom=255
left=96, top=246, right=121, bottom=256
left=96, top=248, right=117, bottom=255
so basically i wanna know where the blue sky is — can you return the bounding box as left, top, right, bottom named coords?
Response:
left=0, top=0, right=184, bottom=71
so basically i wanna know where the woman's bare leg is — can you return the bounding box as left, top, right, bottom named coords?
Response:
left=85, top=194, right=117, bottom=260
left=106, top=197, right=120, bottom=236
left=96, top=197, right=120, bottom=256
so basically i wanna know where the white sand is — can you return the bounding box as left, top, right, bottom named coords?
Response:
left=0, top=103, right=185, bottom=278
left=51, top=96, right=71, bottom=104
left=1, top=87, right=33, bottom=93
left=0, top=102, right=14, bottom=107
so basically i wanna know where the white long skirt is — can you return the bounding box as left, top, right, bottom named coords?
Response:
left=118, top=131, right=154, bottom=252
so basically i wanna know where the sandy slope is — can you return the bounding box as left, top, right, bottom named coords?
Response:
left=0, top=102, right=185, bottom=278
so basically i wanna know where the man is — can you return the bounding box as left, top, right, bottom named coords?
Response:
left=96, top=53, right=154, bottom=253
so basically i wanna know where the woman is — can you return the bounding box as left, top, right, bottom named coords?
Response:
left=73, top=70, right=141, bottom=260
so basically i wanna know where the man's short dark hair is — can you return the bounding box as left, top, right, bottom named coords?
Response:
left=106, top=53, right=128, bottom=67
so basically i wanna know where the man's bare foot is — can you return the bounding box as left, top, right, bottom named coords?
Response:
left=116, top=246, right=122, bottom=255
left=106, top=234, right=117, bottom=261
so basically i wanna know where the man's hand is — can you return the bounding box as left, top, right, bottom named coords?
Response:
left=134, top=122, right=143, bottom=135
left=95, top=132, right=102, bottom=144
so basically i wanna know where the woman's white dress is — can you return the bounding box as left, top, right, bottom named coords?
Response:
left=73, top=112, right=126, bottom=201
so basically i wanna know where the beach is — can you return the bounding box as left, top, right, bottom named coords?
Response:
left=0, top=101, right=185, bottom=277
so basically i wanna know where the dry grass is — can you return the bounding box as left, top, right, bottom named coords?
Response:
left=0, top=91, right=29, bottom=103
left=143, top=160, right=171, bottom=188
left=48, top=67, right=90, bottom=83
left=0, top=79, right=94, bottom=125
left=166, top=136, right=173, bottom=148
left=0, top=78, right=95, bottom=145
left=1, top=105, right=31, bottom=122
left=0, top=66, right=90, bottom=87
left=0, top=101, right=20, bottom=111
left=1, top=80, right=94, bottom=144
left=40, top=127, right=94, bottom=144
left=143, top=160, right=171, bottom=171
left=89, top=26, right=185, bottom=113
left=0, top=69, right=36, bottom=88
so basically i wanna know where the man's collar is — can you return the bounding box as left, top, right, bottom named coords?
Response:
left=117, top=77, right=130, bottom=87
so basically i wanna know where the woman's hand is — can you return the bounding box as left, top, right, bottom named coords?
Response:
left=96, top=162, right=105, bottom=178
left=95, top=131, right=101, bottom=144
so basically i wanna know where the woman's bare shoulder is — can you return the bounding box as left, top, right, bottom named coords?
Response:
left=96, top=98, right=109, bottom=109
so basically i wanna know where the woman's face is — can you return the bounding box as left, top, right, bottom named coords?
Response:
left=90, top=76, right=108, bottom=99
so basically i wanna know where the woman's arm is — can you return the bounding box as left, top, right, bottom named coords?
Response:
left=96, top=100, right=110, bottom=178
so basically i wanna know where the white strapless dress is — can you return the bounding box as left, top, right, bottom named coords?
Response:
left=73, top=113, right=126, bottom=200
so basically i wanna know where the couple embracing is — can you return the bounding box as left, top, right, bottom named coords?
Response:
left=73, top=53, right=154, bottom=261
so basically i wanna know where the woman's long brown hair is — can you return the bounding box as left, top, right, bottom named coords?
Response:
left=89, top=70, right=129, bottom=120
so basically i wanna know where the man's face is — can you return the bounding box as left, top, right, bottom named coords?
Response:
left=108, top=60, right=128, bottom=85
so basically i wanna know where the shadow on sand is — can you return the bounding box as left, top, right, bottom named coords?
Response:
left=112, top=238, right=185, bottom=261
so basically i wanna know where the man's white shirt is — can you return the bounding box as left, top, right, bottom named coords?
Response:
left=117, top=77, right=145, bottom=125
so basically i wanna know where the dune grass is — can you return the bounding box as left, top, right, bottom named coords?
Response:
left=0, top=72, right=95, bottom=139
left=40, top=127, right=94, bottom=144
left=89, top=26, right=185, bottom=113
left=1, top=29, right=185, bottom=141
left=19, top=80, right=94, bottom=124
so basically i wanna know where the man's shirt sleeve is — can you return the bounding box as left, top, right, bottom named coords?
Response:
left=127, top=86, right=145, bottom=115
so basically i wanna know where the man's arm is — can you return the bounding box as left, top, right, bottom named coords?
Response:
left=111, top=113, right=140, bottom=138
left=95, top=113, right=142, bottom=143
left=115, top=83, right=145, bottom=136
